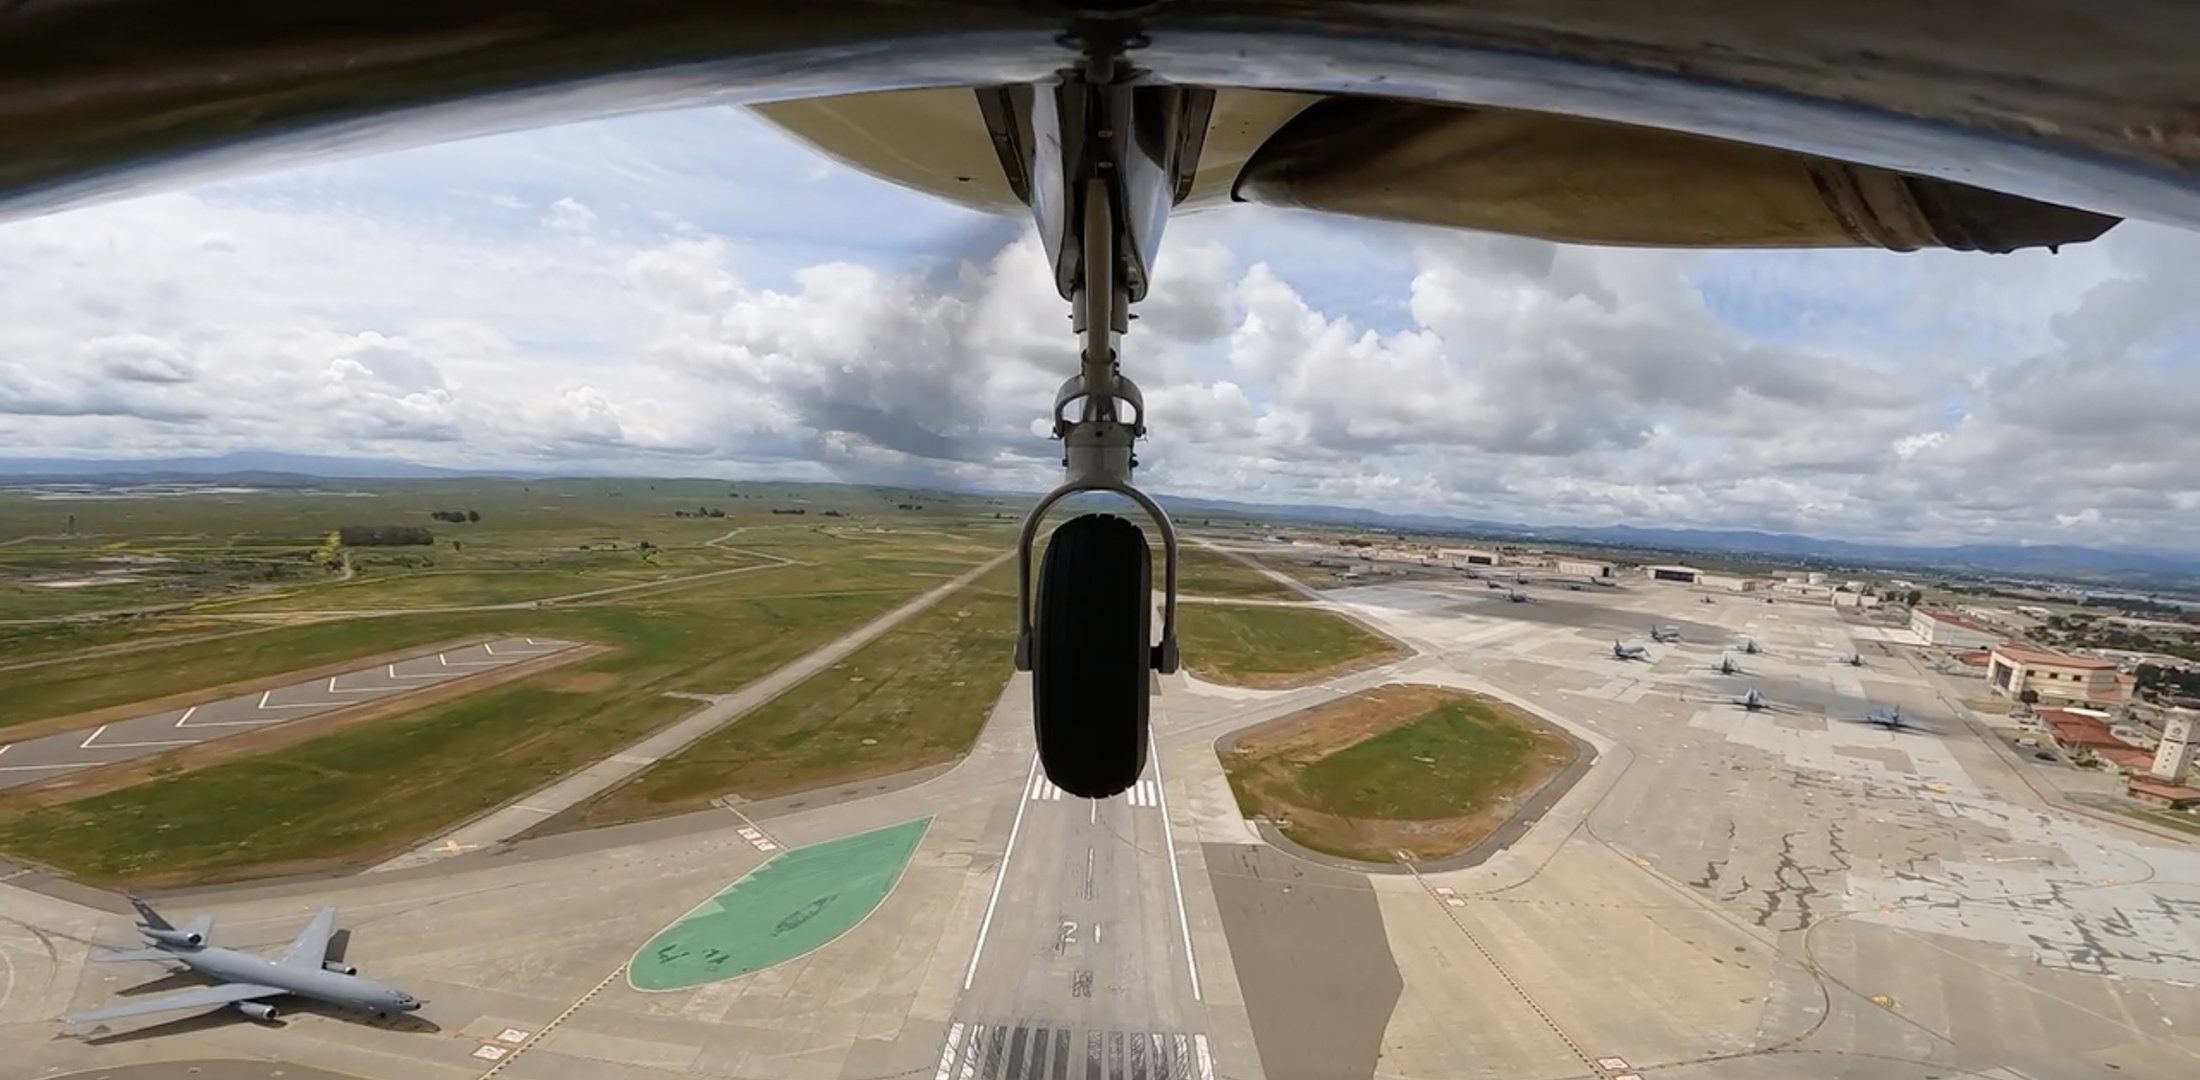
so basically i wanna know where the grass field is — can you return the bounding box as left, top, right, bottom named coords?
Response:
left=0, top=478, right=1024, bottom=884
left=568, top=557, right=1022, bottom=828
left=1176, top=545, right=1303, bottom=601
left=2129, top=808, right=2200, bottom=837
left=1219, top=685, right=1576, bottom=863
left=0, top=562, right=997, bottom=884
left=1178, top=603, right=1405, bottom=687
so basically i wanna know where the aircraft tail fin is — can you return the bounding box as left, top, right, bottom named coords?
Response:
left=127, top=895, right=172, bottom=931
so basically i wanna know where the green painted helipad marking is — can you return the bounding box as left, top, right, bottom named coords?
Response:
left=628, top=817, right=930, bottom=991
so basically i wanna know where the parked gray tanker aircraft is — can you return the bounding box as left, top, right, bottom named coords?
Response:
left=0, top=2, right=2193, bottom=801
left=63, top=898, right=422, bottom=1027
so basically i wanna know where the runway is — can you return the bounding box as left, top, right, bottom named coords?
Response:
left=940, top=732, right=1213, bottom=1079
left=0, top=637, right=577, bottom=790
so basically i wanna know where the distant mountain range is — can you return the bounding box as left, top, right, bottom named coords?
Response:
left=1151, top=496, right=2200, bottom=580
left=4, top=452, right=2194, bottom=580
left=0, top=451, right=515, bottom=480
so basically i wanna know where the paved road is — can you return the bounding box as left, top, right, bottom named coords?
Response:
left=371, top=552, right=1012, bottom=873
left=0, top=637, right=577, bottom=790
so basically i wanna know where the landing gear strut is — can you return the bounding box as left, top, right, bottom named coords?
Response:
left=1007, top=38, right=1205, bottom=798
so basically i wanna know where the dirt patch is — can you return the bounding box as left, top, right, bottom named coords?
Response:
left=0, top=635, right=506, bottom=743
left=0, top=644, right=605, bottom=813
left=544, top=670, right=620, bottom=694
left=1220, top=684, right=1577, bottom=864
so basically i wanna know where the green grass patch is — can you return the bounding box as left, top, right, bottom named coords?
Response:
left=573, top=558, right=1020, bottom=826
left=0, top=537, right=990, bottom=729
left=2129, top=808, right=2200, bottom=837
left=0, top=577, right=977, bottom=884
left=1295, top=699, right=1547, bottom=819
left=1176, top=546, right=1302, bottom=601
left=1178, top=603, right=1403, bottom=687
left=1219, top=686, right=1575, bottom=863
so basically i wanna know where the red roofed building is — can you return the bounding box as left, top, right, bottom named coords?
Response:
left=1989, top=643, right=2130, bottom=706
left=2038, top=708, right=2133, bottom=755
left=2127, top=778, right=2200, bottom=810
left=2096, top=746, right=2159, bottom=774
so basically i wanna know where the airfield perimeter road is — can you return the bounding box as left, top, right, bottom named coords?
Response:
left=0, top=637, right=579, bottom=790
left=8, top=556, right=2200, bottom=1080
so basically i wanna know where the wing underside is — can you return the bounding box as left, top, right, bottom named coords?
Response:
left=65, top=982, right=284, bottom=1024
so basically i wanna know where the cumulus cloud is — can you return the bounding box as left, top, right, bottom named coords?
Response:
left=0, top=106, right=2195, bottom=549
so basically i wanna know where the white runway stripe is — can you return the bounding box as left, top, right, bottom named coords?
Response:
left=1029, top=775, right=1066, bottom=801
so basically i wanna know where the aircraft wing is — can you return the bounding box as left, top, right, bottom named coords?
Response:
left=90, top=947, right=176, bottom=964
left=274, top=907, right=339, bottom=969
left=65, top=982, right=284, bottom=1025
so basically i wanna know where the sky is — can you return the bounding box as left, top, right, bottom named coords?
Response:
left=1, top=106, right=2197, bottom=551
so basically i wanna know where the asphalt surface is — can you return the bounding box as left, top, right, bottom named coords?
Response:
left=940, top=746, right=1214, bottom=1080
left=1205, top=844, right=1398, bottom=1080
left=0, top=637, right=576, bottom=790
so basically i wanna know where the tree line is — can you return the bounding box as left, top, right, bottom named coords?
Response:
left=430, top=509, right=481, bottom=523
left=338, top=525, right=435, bottom=547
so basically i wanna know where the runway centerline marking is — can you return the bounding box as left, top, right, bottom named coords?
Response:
left=965, top=753, right=1040, bottom=991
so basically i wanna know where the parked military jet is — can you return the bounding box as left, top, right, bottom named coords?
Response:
left=1711, top=654, right=1744, bottom=677
left=1849, top=705, right=1929, bottom=732
left=64, top=898, right=422, bottom=1027
left=1651, top=625, right=1683, bottom=643
left=1838, top=651, right=1866, bottom=667
left=1612, top=640, right=1650, bottom=661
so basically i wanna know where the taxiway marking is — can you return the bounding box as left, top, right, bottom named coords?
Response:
left=78, top=723, right=195, bottom=751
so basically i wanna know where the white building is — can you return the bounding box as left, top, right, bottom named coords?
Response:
left=2154, top=710, right=2198, bottom=784
left=1644, top=564, right=1702, bottom=584
left=1910, top=608, right=2002, bottom=649
left=1441, top=548, right=1502, bottom=566
left=1553, top=558, right=1615, bottom=580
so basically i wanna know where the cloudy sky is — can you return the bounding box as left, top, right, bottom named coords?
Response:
left=1, top=106, right=2196, bottom=550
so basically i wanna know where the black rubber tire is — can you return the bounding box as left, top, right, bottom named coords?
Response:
left=1033, top=512, right=1152, bottom=799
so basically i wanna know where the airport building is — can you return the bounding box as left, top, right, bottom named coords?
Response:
left=2127, top=778, right=2200, bottom=810
left=1553, top=558, right=1614, bottom=580
left=1989, top=643, right=2132, bottom=706
left=2154, top=710, right=2198, bottom=784
left=1910, top=608, right=2003, bottom=649
left=1643, top=564, right=1702, bottom=584
left=1441, top=548, right=1502, bottom=566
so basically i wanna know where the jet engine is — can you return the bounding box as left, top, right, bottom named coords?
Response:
left=145, top=928, right=204, bottom=948
left=232, top=1001, right=280, bottom=1021
left=323, top=961, right=357, bottom=976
